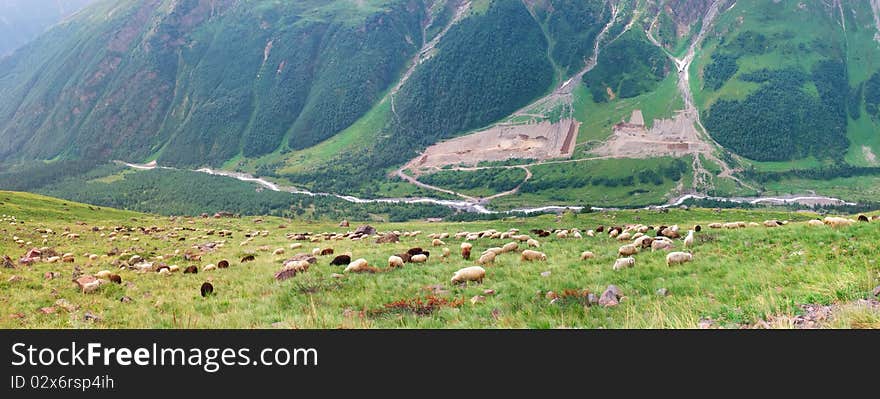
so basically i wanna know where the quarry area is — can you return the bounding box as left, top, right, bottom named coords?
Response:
left=404, top=118, right=580, bottom=173
left=590, top=109, right=712, bottom=158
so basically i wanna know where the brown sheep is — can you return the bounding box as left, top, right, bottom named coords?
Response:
left=200, top=282, right=214, bottom=297
left=240, top=255, right=255, bottom=263
left=218, top=260, right=230, bottom=269
left=320, top=248, right=335, bottom=256
left=183, top=266, right=198, bottom=274
left=461, top=242, right=473, bottom=260
left=108, top=274, right=122, bottom=284
left=407, top=247, right=425, bottom=256
left=330, top=255, right=351, bottom=266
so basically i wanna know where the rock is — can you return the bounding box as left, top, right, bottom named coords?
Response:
left=656, top=288, right=669, bottom=297
left=491, top=308, right=501, bottom=320
left=540, top=271, right=551, bottom=277
left=375, top=233, right=400, bottom=244
left=470, top=295, right=485, bottom=305
left=598, top=285, right=622, bottom=307
left=54, top=299, right=77, bottom=312
left=43, top=271, right=61, bottom=280
left=7, top=275, right=23, bottom=283
left=83, top=312, right=102, bottom=322
left=354, top=225, right=376, bottom=236
left=483, top=289, right=496, bottom=296
left=698, top=318, right=714, bottom=329
left=586, top=293, right=599, bottom=306
left=39, top=307, right=56, bottom=315
left=119, top=296, right=132, bottom=303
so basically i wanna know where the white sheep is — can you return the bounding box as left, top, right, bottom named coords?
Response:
left=432, top=239, right=445, bottom=247
left=526, top=239, right=540, bottom=248
left=477, top=251, right=496, bottom=266
left=410, top=254, right=428, bottom=263
left=521, top=250, right=546, bottom=261
left=618, top=244, right=638, bottom=257
left=450, top=266, right=486, bottom=285
left=613, top=257, right=635, bottom=270
left=580, top=251, right=595, bottom=260
left=666, top=251, right=693, bottom=266
left=388, top=255, right=404, bottom=268
left=502, top=242, right=519, bottom=253
left=344, top=258, right=371, bottom=273
left=683, top=230, right=695, bottom=248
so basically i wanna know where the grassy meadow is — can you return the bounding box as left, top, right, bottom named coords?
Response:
left=1, top=191, right=878, bottom=329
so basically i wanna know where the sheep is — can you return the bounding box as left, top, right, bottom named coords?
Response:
left=407, top=247, right=425, bottom=256
left=289, top=243, right=303, bottom=249
left=858, top=215, right=869, bottom=222
left=477, top=251, right=496, bottom=266
left=693, top=224, right=702, bottom=232
left=521, top=250, right=546, bottom=262
left=203, top=264, right=217, bottom=271
left=633, top=235, right=653, bottom=249
left=396, top=253, right=412, bottom=263
left=200, top=282, right=214, bottom=297
left=616, top=232, right=632, bottom=241
left=556, top=231, right=568, bottom=239
left=273, top=248, right=285, bottom=255
left=807, top=219, right=825, bottom=227
left=651, top=239, right=674, bottom=252
left=612, top=257, right=635, bottom=270
left=184, top=266, right=198, bottom=274
left=572, top=231, right=583, bottom=239
left=388, top=255, right=404, bottom=268
left=410, top=254, right=428, bottom=263
left=432, top=239, right=445, bottom=247
left=823, top=216, right=854, bottom=228
left=240, top=255, right=255, bottom=263
left=618, top=244, right=638, bottom=257
left=450, top=266, right=486, bottom=285
left=666, top=251, right=693, bottom=266
left=439, top=233, right=450, bottom=239
left=580, top=251, right=595, bottom=260
left=460, top=242, right=473, bottom=260
left=708, top=223, right=722, bottom=229
left=441, top=248, right=451, bottom=259
left=320, top=248, right=335, bottom=256
left=344, top=258, right=374, bottom=273
left=502, top=242, right=519, bottom=253
left=95, top=270, right=112, bottom=279
left=330, top=255, right=351, bottom=266
left=723, top=222, right=740, bottom=229
left=311, top=248, right=321, bottom=256
left=108, top=274, right=122, bottom=284
left=683, top=230, right=695, bottom=248
left=218, top=260, right=230, bottom=269
left=283, top=260, right=311, bottom=272
left=484, top=247, right=504, bottom=256
left=586, top=230, right=595, bottom=237
left=526, top=239, right=540, bottom=248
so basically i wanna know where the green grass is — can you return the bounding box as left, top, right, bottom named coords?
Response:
left=2, top=191, right=878, bottom=329
left=573, top=73, right=682, bottom=146
left=762, top=175, right=880, bottom=203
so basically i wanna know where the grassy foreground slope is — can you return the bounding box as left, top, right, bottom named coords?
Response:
left=1, top=191, right=878, bottom=328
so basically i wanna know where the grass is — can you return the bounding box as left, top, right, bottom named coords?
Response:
left=761, top=175, right=880, bottom=203
left=2, top=191, right=878, bottom=329
left=572, top=74, right=682, bottom=146
left=0, top=192, right=880, bottom=328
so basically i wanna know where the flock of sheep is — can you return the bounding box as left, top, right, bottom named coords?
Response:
left=3, top=212, right=877, bottom=307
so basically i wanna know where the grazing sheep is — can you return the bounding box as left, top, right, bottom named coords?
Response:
left=660, top=228, right=680, bottom=239
left=807, top=219, right=825, bottom=227
left=616, top=232, right=632, bottom=241
left=609, top=229, right=619, bottom=238
left=572, top=231, right=582, bottom=239
left=708, top=223, right=722, bottom=229
left=580, top=251, right=595, bottom=260
left=502, top=242, right=518, bottom=253
left=95, top=270, right=112, bottom=279
left=184, top=266, right=198, bottom=274
left=344, top=258, right=373, bottom=273
left=311, top=248, right=321, bottom=256
left=858, top=215, right=869, bottom=222
left=526, top=239, right=540, bottom=248
left=595, top=226, right=605, bottom=233
left=633, top=235, right=653, bottom=249
left=432, top=239, right=445, bottom=247
left=407, top=247, right=425, bottom=256
left=823, top=216, right=854, bottom=228
left=618, top=244, right=638, bottom=257
left=203, top=264, right=217, bottom=271
left=485, top=247, right=504, bottom=255
left=321, top=248, right=335, bottom=256
left=330, top=255, right=351, bottom=266
left=556, top=231, right=568, bottom=239
left=396, top=253, right=412, bottom=263
left=683, top=230, right=695, bottom=248
left=666, top=251, right=693, bottom=266
left=273, top=248, right=285, bottom=255
left=410, top=254, right=428, bottom=263
left=283, top=260, right=310, bottom=272
left=651, top=240, right=674, bottom=252
left=240, top=255, right=255, bottom=263
left=612, top=257, right=635, bottom=270
left=108, top=274, right=122, bottom=284
left=521, top=250, right=546, bottom=262
left=218, top=260, right=229, bottom=269
left=693, top=225, right=702, bottom=232
left=289, top=243, right=303, bottom=249
left=450, top=266, right=486, bottom=285
left=723, top=222, right=740, bottom=229
left=477, top=251, right=496, bottom=266
left=586, top=230, right=595, bottom=237
left=200, top=282, right=214, bottom=297
left=441, top=248, right=451, bottom=259
left=388, top=256, right=405, bottom=268
left=461, top=242, right=473, bottom=260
